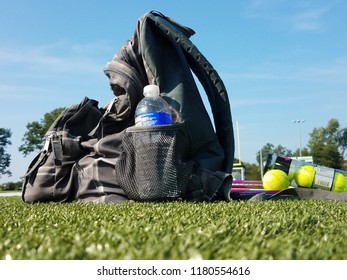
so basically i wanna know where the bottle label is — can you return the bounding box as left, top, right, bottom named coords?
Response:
left=313, top=166, right=335, bottom=191
left=135, top=112, right=172, bottom=127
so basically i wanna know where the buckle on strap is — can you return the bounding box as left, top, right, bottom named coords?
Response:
left=51, top=133, right=63, bottom=166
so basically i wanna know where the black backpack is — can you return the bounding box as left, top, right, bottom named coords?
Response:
left=21, top=11, right=235, bottom=203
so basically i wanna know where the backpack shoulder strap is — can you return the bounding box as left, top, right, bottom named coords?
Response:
left=145, top=11, right=234, bottom=173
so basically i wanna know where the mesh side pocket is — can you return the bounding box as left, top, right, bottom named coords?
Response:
left=115, top=123, right=192, bottom=201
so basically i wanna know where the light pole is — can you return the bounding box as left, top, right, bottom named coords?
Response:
left=292, top=119, right=305, bottom=157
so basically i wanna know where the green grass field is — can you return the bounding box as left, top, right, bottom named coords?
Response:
left=1, top=196, right=347, bottom=260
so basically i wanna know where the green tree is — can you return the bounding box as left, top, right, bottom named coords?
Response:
left=337, top=126, right=347, bottom=160
left=19, top=107, right=65, bottom=156
left=244, top=162, right=261, bottom=180
left=0, top=181, right=21, bottom=191
left=308, top=119, right=344, bottom=169
left=291, top=147, right=310, bottom=157
left=0, top=128, right=12, bottom=177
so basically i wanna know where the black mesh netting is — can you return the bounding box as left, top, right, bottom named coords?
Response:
left=115, top=125, right=193, bottom=201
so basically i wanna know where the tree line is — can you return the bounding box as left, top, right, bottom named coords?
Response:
left=1, top=108, right=347, bottom=182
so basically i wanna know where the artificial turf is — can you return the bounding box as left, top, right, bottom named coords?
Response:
left=1, top=196, right=347, bottom=260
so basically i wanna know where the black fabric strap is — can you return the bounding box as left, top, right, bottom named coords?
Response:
left=147, top=12, right=234, bottom=173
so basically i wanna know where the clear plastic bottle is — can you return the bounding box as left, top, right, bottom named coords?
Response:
left=135, top=85, right=172, bottom=127
left=263, top=153, right=347, bottom=192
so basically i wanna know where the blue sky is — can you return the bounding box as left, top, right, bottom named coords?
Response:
left=1, top=0, right=347, bottom=183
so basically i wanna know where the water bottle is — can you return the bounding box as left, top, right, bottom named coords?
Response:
left=135, top=85, right=172, bottom=127
left=264, top=153, right=347, bottom=192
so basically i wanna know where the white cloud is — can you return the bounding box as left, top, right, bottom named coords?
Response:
left=222, top=56, right=347, bottom=113
left=291, top=7, right=330, bottom=31
left=0, top=41, right=111, bottom=75
left=0, top=41, right=112, bottom=105
left=244, top=0, right=332, bottom=32
left=223, top=56, right=347, bottom=84
left=245, top=0, right=286, bottom=19
left=0, top=85, right=50, bottom=100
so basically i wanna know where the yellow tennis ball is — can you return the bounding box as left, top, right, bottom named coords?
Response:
left=295, top=165, right=315, bottom=188
left=262, top=169, right=290, bottom=190
left=331, top=172, right=347, bottom=193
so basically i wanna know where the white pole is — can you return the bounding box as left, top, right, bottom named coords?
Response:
left=260, top=148, right=264, bottom=180
left=292, top=119, right=305, bottom=157
left=236, top=121, right=241, bottom=164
